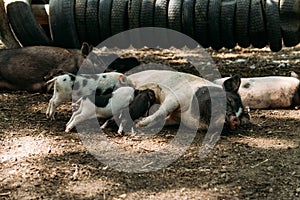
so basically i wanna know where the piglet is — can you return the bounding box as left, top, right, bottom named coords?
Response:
left=65, top=86, right=135, bottom=132
left=46, top=72, right=133, bottom=120
left=116, top=89, right=156, bottom=134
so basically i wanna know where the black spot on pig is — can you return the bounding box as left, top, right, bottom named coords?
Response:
left=95, top=88, right=102, bottom=96
left=191, top=86, right=226, bottom=124
left=192, top=75, right=247, bottom=130
left=82, top=79, right=88, bottom=87
left=242, top=82, right=251, bottom=89
left=69, top=74, right=76, bottom=81
left=86, top=92, right=113, bottom=108
left=77, top=91, right=82, bottom=97
left=72, top=81, right=80, bottom=91
left=102, top=87, right=114, bottom=95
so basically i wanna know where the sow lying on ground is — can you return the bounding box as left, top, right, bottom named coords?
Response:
left=128, top=70, right=249, bottom=130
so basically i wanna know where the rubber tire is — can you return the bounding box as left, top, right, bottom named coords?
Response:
left=168, top=0, right=183, bottom=32
left=154, top=0, right=170, bottom=48
left=111, top=0, right=129, bottom=35
left=128, top=0, right=142, bottom=29
left=111, top=0, right=129, bottom=48
left=220, top=0, right=236, bottom=49
left=140, top=0, right=155, bottom=27
left=154, top=0, right=168, bottom=28
left=279, top=0, right=300, bottom=47
left=49, top=0, right=80, bottom=48
left=182, top=0, right=195, bottom=38
left=249, top=0, right=267, bottom=48
left=5, top=0, right=52, bottom=46
left=31, top=0, right=49, bottom=3
left=86, top=0, right=100, bottom=46
left=235, top=0, right=250, bottom=48
left=75, top=0, right=87, bottom=43
left=99, top=0, right=113, bottom=41
left=194, top=0, right=209, bottom=48
left=208, top=0, right=222, bottom=50
left=265, top=0, right=282, bottom=51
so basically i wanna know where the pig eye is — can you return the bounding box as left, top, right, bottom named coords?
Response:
left=102, top=75, right=107, bottom=78
left=63, top=78, right=67, bottom=81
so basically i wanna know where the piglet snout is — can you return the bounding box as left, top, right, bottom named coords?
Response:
left=229, top=116, right=240, bottom=130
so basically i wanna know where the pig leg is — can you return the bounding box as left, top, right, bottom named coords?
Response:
left=65, top=102, right=97, bottom=132
left=117, top=120, right=124, bottom=135
left=0, top=81, right=46, bottom=93
left=0, top=80, right=18, bottom=90
left=30, top=82, right=47, bottom=93
left=65, top=111, right=97, bottom=132
left=100, top=118, right=113, bottom=129
left=136, top=97, right=179, bottom=127
left=46, top=93, right=73, bottom=120
left=46, top=95, right=64, bottom=120
left=65, top=101, right=84, bottom=127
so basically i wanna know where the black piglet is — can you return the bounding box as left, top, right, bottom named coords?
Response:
left=117, top=89, right=156, bottom=134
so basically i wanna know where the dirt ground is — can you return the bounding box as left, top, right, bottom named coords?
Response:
left=0, top=44, right=300, bottom=199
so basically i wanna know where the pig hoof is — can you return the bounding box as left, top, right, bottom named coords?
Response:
left=100, top=124, right=106, bottom=129
left=117, top=130, right=123, bottom=135
left=46, top=113, right=55, bottom=120
left=130, top=129, right=137, bottom=136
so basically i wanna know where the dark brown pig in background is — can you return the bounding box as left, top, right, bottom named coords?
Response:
left=0, top=43, right=140, bottom=93
left=0, top=44, right=91, bottom=92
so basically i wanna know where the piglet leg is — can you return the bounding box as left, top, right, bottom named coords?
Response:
left=65, top=113, right=97, bottom=132
left=100, top=118, right=113, bottom=129
left=46, top=97, right=60, bottom=120
left=65, top=103, right=97, bottom=132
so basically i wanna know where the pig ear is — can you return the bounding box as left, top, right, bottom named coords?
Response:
left=118, top=74, right=127, bottom=84
left=68, top=73, right=76, bottom=81
left=223, top=75, right=241, bottom=93
left=46, top=81, right=55, bottom=92
left=81, top=42, right=93, bottom=57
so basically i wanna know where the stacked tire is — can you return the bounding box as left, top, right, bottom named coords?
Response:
left=3, top=0, right=300, bottom=51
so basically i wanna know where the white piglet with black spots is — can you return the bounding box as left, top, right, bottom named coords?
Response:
left=65, top=86, right=135, bottom=132
left=46, top=72, right=133, bottom=120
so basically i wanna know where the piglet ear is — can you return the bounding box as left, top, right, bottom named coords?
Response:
left=223, top=75, right=241, bottom=93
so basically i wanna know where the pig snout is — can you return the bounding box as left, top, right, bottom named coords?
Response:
left=228, top=115, right=241, bottom=130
